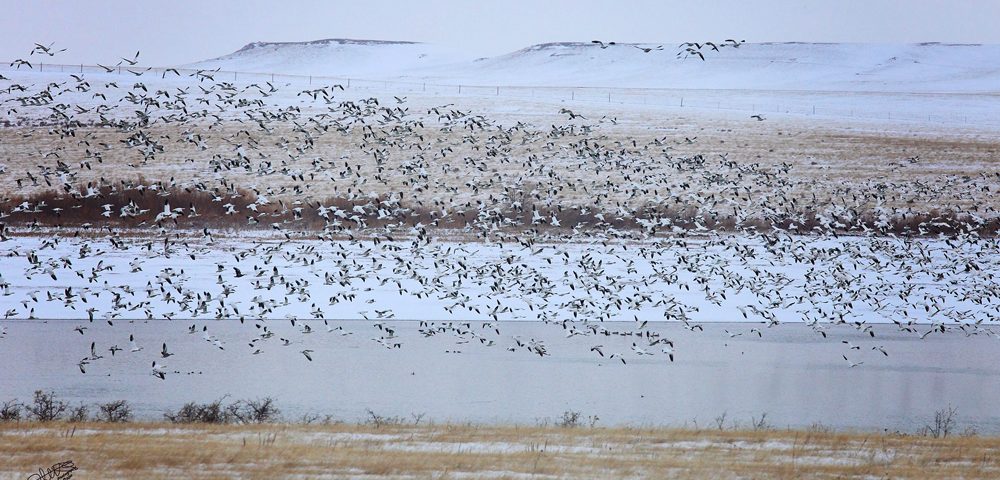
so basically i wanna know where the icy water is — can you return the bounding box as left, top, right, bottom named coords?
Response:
left=2, top=320, right=998, bottom=433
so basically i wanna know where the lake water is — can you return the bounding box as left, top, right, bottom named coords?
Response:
left=2, top=320, right=998, bottom=433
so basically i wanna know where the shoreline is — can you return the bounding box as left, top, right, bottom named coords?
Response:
left=2, top=421, right=998, bottom=479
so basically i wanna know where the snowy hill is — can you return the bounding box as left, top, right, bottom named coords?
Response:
left=186, top=38, right=473, bottom=78
left=188, top=40, right=1000, bottom=93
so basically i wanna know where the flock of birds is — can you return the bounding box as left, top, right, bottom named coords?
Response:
left=0, top=43, right=998, bottom=379
left=591, top=39, right=745, bottom=60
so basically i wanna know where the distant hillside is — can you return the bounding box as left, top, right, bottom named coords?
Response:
left=188, top=40, right=1000, bottom=93
left=186, top=38, right=472, bottom=78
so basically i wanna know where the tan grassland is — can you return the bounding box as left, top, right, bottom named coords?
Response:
left=2, top=421, right=999, bottom=479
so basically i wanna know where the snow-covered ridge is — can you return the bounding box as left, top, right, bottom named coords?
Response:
left=235, top=38, right=420, bottom=52
left=188, top=40, right=1000, bottom=93
left=187, top=38, right=471, bottom=79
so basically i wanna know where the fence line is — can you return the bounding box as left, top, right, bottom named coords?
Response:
left=2, top=61, right=998, bottom=127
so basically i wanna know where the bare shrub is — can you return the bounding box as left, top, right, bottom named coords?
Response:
left=922, top=405, right=958, bottom=438
left=164, top=398, right=229, bottom=424
left=806, top=422, right=833, bottom=434
left=556, top=410, right=582, bottom=428
left=26, top=390, right=68, bottom=421
left=365, top=409, right=408, bottom=428
left=750, top=412, right=772, bottom=431
left=961, top=425, right=979, bottom=437
left=410, top=412, right=426, bottom=426
left=299, top=412, right=338, bottom=425
left=68, top=403, right=89, bottom=423
left=227, top=397, right=280, bottom=424
left=0, top=399, right=21, bottom=422
left=714, top=411, right=729, bottom=431
left=96, top=400, right=133, bottom=423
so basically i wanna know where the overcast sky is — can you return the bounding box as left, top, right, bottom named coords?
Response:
left=2, top=0, right=999, bottom=66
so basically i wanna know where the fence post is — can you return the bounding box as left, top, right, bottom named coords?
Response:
left=423, top=83, right=426, bottom=92
left=309, top=75, right=311, bottom=85
left=571, top=90, right=574, bottom=100
left=496, top=86, right=499, bottom=96
left=458, top=85, right=462, bottom=94
left=812, top=106, right=816, bottom=115
left=80, top=64, right=83, bottom=74
left=347, top=78, right=351, bottom=88
left=680, top=97, right=683, bottom=107
left=608, top=92, right=611, bottom=103
left=39, top=62, right=43, bottom=72
left=271, top=73, right=274, bottom=82
left=234, top=71, right=237, bottom=82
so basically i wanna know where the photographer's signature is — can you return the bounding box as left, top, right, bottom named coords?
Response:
left=26, top=460, right=77, bottom=480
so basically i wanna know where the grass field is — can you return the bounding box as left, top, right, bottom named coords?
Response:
left=2, top=421, right=998, bottom=479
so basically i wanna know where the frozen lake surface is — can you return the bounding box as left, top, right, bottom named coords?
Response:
left=2, top=320, right=999, bottom=433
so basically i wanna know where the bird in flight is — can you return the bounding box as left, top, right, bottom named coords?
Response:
left=634, top=45, right=663, bottom=53
left=31, top=42, right=66, bottom=56
left=118, top=51, right=141, bottom=66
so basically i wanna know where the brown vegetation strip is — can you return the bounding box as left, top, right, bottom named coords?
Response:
left=1, top=422, right=999, bottom=479
left=3, top=184, right=996, bottom=237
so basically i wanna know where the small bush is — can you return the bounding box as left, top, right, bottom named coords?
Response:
left=164, top=398, right=229, bottom=424
left=68, top=403, right=89, bottom=423
left=750, top=412, right=772, bottom=432
left=921, top=405, right=958, bottom=438
left=226, top=397, right=280, bottom=424
left=26, top=390, right=68, bottom=421
left=299, top=412, right=338, bottom=425
left=365, top=409, right=407, bottom=428
left=806, top=422, right=833, bottom=434
left=961, top=425, right=979, bottom=437
left=714, top=411, right=729, bottom=431
left=363, top=409, right=426, bottom=428
left=556, top=410, right=582, bottom=428
left=0, top=399, right=21, bottom=422
left=96, top=400, right=133, bottom=423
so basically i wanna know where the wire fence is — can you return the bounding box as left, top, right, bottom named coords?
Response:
left=4, top=61, right=1000, bottom=126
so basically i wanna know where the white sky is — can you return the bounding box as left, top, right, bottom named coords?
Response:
left=2, top=0, right=999, bottom=66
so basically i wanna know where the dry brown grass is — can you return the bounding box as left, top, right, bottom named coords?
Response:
left=1, top=422, right=999, bottom=479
